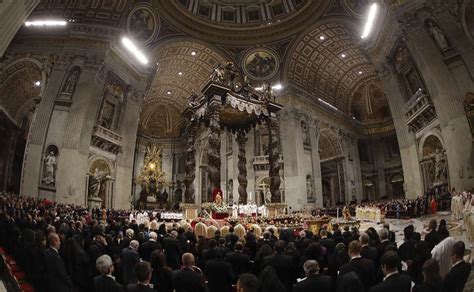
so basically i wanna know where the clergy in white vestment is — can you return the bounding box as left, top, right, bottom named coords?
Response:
left=232, top=204, right=239, bottom=218
left=431, top=236, right=457, bottom=277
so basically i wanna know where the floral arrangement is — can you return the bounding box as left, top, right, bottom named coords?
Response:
left=210, top=202, right=229, bottom=214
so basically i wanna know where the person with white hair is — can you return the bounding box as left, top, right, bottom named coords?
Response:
left=121, top=228, right=135, bottom=249
left=121, top=240, right=140, bottom=284
left=93, top=254, right=122, bottom=292
left=139, top=231, right=161, bottom=262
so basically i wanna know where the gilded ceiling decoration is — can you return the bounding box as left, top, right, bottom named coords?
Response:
left=31, top=0, right=131, bottom=26
left=139, top=39, right=227, bottom=138
left=156, top=0, right=331, bottom=45
left=286, top=21, right=380, bottom=113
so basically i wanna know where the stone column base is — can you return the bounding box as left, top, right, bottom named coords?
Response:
left=88, top=197, right=103, bottom=210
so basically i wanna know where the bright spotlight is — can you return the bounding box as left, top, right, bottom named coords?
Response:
left=25, top=20, right=67, bottom=27
left=361, top=3, right=378, bottom=39
left=121, top=37, right=148, bottom=64
left=272, top=84, right=283, bottom=90
left=34, top=81, right=41, bottom=87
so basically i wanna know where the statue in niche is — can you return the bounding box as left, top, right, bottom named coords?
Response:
left=88, top=168, right=112, bottom=199
left=426, top=20, right=450, bottom=52
left=301, top=121, right=310, bottom=147
left=98, top=82, right=123, bottom=130
left=62, top=68, right=80, bottom=95
left=100, top=101, right=115, bottom=129
left=306, top=175, right=314, bottom=201
left=433, top=148, right=447, bottom=184
left=394, top=46, right=410, bottom=73
left=42, top=151, right=57, bottom=185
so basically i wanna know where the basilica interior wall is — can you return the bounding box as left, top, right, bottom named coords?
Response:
left=0, top=0, right=472, bottom=211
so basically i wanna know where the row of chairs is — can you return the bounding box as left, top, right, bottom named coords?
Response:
left=0, top=246, right=35, bottom=292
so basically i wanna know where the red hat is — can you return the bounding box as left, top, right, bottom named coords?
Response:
left=212, top=188, right=222, bottom=201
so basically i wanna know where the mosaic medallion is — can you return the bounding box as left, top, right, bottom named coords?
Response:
left=127, top=6, right=159, bottom=44
left=242, top=48, right=279, bottom=81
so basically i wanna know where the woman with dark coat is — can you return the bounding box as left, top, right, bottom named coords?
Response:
left=150, top=250, right=173, bottom=292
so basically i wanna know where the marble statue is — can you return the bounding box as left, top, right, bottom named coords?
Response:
left=306, top=175, right=314, bottom=200
left=302, top=121, right=310, bottom=147
left=433, top=149, right=447, bottom=184
left=88, top=168, right=111, bottom=199
left=42, top=151, right=57, bottom=185
left=63, top=69, right=80, bottom=94
left=211, top=64, right=225, bottom=83
left=427, top=20, right=449, bottom=52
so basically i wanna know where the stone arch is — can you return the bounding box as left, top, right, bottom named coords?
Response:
left=419, top=130, right=445, bottom=158
left=317, top=128, right=343, bottom=161
left=88, top=156, right=114, bottom=176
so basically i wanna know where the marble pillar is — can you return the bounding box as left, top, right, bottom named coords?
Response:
left=0, top=0, right=39, bottom=57
left=207, top=97, right=221, bottom=192
left=405, top=19, right=472, bottom=190
left=236, top=131, right=248, bottom=204
left=56, top=61, right=106, bottom=205
left=309, top=123, right=323, bottom=208
left=378, top=65, right=423, bottom=199
left=21, top=61, right=67, bottom=198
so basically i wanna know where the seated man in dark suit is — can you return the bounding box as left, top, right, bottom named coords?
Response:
left=293, top=260, right=331, bottom=292
left=44, top=232, right=73, bottom=292
left=262, top=240, right=296, bottom=291
left=237, top=273, right=259, bottom=292
left=126, top=261, right=154, bottom=292
left=173, top=253, right=206, bottom=292
left=360, top=233, right=377, bottom=263
left=121, top=240, right=140, bottom=285
left=368, top=251, right=412, bottom=292
left=93, top=254, right=123, bottom=292
left=225, top=241, right=251, bottom=282
left=443, top=241, right=471, bottom=292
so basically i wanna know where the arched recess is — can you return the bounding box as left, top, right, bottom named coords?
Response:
left=87, top=156, right=114, bottom=208
left=418, top=133, right=446, bottom=192
left=390, top=173, right=404, bottom=197
left=283, top=18, right=380, bottom=114
left=140, top=37, right=228, bottom=139
left=0, top=58, right=45, bottom=193
left=318, top=128, right=345, bottom=207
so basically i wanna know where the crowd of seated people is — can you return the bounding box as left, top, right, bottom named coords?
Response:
left=0, top=193, right=471, bottom=292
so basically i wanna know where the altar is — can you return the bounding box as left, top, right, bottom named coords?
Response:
left=355, top=206, right=382, bottom=223
left=180, top=61, right=284, bottom=219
